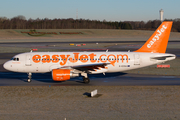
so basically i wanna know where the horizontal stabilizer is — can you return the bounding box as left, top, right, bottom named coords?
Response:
left=150, top=55, right=175, bottom=60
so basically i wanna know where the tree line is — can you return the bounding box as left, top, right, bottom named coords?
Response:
left=127, top=19, right=180, bottom=32
left=0, top=15, right=180, bottom=32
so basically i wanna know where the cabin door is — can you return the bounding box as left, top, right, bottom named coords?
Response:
left=25, top=55, right=32, bottom=66
left=134, top=54, right=140, bottom=65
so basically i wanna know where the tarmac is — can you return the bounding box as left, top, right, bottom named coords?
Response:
left=0, top=72, right=180, bottom=86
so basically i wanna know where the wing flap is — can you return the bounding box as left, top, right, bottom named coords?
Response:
left=72, top=63, right=109, bottom=71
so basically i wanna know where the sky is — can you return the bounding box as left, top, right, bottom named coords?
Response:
left=0, top=0, right=179, bottom=22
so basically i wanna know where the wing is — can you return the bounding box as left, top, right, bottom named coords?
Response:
left=62, top=63, right=109, bottom=74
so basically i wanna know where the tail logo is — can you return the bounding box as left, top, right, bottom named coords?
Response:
left=147, top=25, right=167, bottom=48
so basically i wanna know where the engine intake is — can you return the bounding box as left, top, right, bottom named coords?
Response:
left=52, top=69, right=78, bottom=81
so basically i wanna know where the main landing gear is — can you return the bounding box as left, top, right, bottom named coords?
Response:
left=83, top=77, right=90, bottom=84
left=27, top=72, right=32, bottom=83
left=81, top=72, right=90, bottom=84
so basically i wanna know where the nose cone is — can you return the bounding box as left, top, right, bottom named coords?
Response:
left=3, top=61, right=11, bottom=71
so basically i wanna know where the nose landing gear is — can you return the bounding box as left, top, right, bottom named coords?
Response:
left=27, top=73, right=32, bottom=83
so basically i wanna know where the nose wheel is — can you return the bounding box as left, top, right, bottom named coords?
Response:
left=27, top=79, right=31, bottom=83
left=27, top=73, right=32, bottom=83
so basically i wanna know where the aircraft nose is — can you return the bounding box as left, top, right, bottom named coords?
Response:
left=3, top=62, right=11, bottom=71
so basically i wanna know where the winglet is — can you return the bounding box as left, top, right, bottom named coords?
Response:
left=135, top=21, right=173, bottom=53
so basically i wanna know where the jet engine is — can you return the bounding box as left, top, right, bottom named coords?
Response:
left=52, top=69, right=79, bottom=81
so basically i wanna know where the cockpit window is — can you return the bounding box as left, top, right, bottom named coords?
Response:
left=11, top=57, right=19, bottom=61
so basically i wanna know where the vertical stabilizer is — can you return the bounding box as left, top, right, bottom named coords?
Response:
left=135, top=21, right=173, bottom=53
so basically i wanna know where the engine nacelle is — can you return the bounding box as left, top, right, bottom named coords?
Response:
left=52, top=69, right=79, bottom=81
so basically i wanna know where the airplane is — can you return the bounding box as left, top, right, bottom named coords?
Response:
left=3, top=21, right=176, bottom=84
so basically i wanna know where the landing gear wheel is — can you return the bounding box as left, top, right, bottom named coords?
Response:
left=27, top=79, right=31, bottom=83
left=83, top=77, right=90, bottom=84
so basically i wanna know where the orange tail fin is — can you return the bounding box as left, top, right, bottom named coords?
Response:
left=135, top=21, right=173, bottom=53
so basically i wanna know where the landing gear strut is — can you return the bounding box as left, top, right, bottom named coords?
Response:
left=27, top=73, right=32, bottom=83
left=81, top=72, right=90, bottom=84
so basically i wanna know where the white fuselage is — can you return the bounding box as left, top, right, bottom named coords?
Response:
left=3, top=51, right=176, bottom=74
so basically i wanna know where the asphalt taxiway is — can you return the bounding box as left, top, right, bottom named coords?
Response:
left=0, top=72, right=180, bottom=86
